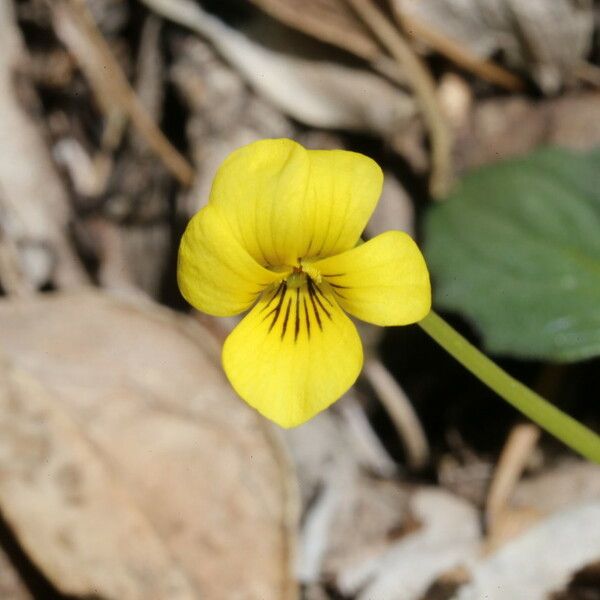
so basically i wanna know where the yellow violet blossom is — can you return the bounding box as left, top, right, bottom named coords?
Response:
left=178, top=138, right=431, bottom=428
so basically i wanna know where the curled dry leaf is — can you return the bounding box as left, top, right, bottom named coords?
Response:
left=322, top=476, right=413, bottom=578
left=0, top=291, right=298, bottom=600
left=396, top=0, right=594, bottom=93
left=337, top=489, right=480, bottom=600
left=456, top=503, right=600, bottom=600
left=141, top=0, right=415, bottom=135
left=285, top=411, right=409, bottom=585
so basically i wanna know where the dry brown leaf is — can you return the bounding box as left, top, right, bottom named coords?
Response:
left=0, top=291, right=298, bottom=600
left=0, top=359, right=199, bottom=599
left=247, top=0, right=379, bottom=60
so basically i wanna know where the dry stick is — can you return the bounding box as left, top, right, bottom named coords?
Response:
left=364, top=357, right=430, bottom=470
left=485, top=364, right=564, bottom=532
left=345, top=0, right=452, bottom=198
left=51, top=0, right=194, bottom=186
left=485, top=423, right=540, bottom=532
left=339, top=396, right=398, bottom=477
left=397, top=12, right=525, bottom=92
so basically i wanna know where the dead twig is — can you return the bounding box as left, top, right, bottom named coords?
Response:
left=363, top=357, right=429, bottom=470
left=345, top=0, right=452, bottom=198
left=339, top=395, right=398, bottom=477
left=50, top=0, right=194, bottom=186
left=485, top=365, right=566, bottom=539
left=485, top=423, right=541, bottom=532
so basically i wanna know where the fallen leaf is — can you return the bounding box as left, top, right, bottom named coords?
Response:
left=0, top=290, right=298, bottom=600
left=512, top=460, right=600, bottom=514
left=455, top=503, right=600, bottom=600
left=0, top=359, right=199, bottom=600
left=141, top=0, right=415, bottom=135
left=286, top=410, right=407, bottom=584
left=396, top=0, right=594, bottom=93
left=336, top=489, right=481, bottom=600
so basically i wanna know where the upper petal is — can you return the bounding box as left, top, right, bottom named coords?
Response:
left=313, top=231, right=432, bottom=326
left=222, top=281, right=363, bottom=428
left=209, top=139, right=383, bottom=266
left=178, top=205, right=282, bottom=316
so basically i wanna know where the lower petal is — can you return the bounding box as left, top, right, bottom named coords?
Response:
left=314, top=231, right=431, bottom=326
left=222, top=282, right=363, bottom=428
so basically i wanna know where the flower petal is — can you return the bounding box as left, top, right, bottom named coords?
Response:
left=209, top=139, right=383, bottom=266
left=304, top=149, right=383, bottom=259
left=222, top=281, right=363, bottom=428
left=178, top=205, right=282, bottom=316
left=314, top=231, right=431, bottom=326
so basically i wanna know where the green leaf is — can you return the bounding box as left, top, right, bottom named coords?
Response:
left=424, top=147, right=600, bottom=362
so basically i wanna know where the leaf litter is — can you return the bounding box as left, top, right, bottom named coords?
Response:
left=0, top=0, right=599, bottom=598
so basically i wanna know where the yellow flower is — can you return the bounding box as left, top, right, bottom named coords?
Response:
left=178, top=139, right=431, bottom=428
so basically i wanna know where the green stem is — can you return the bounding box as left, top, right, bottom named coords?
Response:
left=419, top=311, right=600, bottom=463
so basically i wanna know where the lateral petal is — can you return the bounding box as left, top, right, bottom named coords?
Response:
left=314, top=231, right=431, bottom=326
left=222, top=281, right=363, bottom=428
left=178, top=205, right=282, bottom=317
left=209, top=139, right=383, bottom=266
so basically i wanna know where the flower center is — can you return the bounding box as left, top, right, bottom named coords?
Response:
left=261, top=261, right=333, bottom=343
left=286, top=270, right=306, bottom=289
left=284, top=259, right=322, bottom=287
